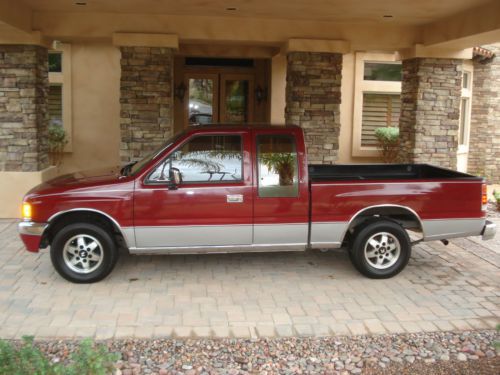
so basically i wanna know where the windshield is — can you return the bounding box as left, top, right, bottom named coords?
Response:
left=128, top=132, right=184, bottom=176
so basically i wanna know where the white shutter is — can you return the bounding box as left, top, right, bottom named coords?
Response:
left=48, top=84, right=63, bottom=127
left=361, top=93, right=401, bottom=147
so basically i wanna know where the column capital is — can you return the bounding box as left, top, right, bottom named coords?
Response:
left=398, top=44, right=472, bottom=60
left=0, top=30, right=49, bottom=47
left=112, top=33, right=179, bottom=49
left=282, top=38, right=350, bottom=55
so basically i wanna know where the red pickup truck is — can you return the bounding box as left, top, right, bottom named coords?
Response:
left=19, top=125, right=496, bottom=283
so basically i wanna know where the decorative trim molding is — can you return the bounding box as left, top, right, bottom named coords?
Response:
left=398, top=44, right=473, bottom=60
left=283, top=38, right=350, bottom=54
left=112, top=33, right=179, bottom=49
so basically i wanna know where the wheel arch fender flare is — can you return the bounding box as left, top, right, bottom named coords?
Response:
left=45, top=208, right=134, bottom=249
left=340, top=204, right=424, bottom=244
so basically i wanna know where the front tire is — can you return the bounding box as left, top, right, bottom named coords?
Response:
left=349, top=220, right=411, bottom=279
left=50, top=223, right=118, bottom=283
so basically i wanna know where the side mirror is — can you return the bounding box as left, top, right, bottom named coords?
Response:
left=168, top=167, right=182, bottom=190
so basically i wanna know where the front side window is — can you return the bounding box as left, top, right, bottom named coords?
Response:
left=148, top=135, right=243, bottom=183
left=257, top=135, right=299, bottom=198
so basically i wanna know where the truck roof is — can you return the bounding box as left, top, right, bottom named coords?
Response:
left=187, top=123, right=302, bottom=131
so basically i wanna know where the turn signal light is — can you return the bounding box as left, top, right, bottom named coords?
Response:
left=482, top=184, right=488, bottom=211
left=22, top=202, right=32, bottom=220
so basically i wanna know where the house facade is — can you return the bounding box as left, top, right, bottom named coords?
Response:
left=0, top=0, right=500, bottom=218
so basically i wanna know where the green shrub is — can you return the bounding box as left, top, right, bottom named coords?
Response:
left=64, top=338, right=119, bottom=375
left=374, top=127, right=400, bottom=163
left=493, top=190, right=500, bottom=203
left=48, top=125, right=67, bottom=153
left=374, top=127, right=399, bottom=142
left=0, top=336, right=118, bottom=375
left=0, top=336, right=53, bottom=375
left=48, top=125, right=68, bottom=166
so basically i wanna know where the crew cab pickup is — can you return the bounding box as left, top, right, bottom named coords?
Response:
left=19, top=125, right=496, bottom=283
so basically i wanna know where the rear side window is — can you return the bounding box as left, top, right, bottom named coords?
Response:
left=148, top=135, right=243, bottom=183
left=256, top=135, right=299, bottom=197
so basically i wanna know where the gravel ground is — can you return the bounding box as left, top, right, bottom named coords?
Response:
left=15, top=329, right=499, bottom=374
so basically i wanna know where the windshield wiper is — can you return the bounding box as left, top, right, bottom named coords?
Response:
left=120, top=161, right=137, bottom=176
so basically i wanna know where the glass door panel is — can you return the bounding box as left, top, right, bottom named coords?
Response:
left=220, top=74, right=254, bottom=124
left=185, top=73, right=218, bottom=126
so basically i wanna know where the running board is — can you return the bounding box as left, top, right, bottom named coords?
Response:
left=128, top=243, right=307, bottom=255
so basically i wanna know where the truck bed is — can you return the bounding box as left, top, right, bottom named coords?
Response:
left=308, top=164, right=480, bottom=182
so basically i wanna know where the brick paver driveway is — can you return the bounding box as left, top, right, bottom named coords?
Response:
left=1, top=219, right=499, bottom=340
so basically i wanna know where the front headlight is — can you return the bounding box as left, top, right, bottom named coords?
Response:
left=22, top=202, right=32, bottom=220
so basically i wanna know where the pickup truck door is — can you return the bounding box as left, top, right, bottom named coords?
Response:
left=132, top=132, right=253, bottom=249
left=252, top=130, right=310, bottom=247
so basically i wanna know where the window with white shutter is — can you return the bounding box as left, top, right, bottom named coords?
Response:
left=48, top=45, right=73, bottom=151
left=352, top=53, right=402, bottom=157
left=361, top=93, right=401, bottom=147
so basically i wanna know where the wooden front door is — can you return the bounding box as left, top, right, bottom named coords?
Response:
left=185, top=72, right=254, bottom=127
left=220, top=73, right=254, bottom=124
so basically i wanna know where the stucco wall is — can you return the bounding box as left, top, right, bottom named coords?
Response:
left=55, top=45, right=373, bottom=171
left=270, top=54, right=286, bottom=124
left=0, top=167, right=57, bottom=218
left=59, top=43, right=121, bottom=174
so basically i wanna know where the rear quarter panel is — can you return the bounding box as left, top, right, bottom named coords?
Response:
left=311, top=179, right=485, bottom=244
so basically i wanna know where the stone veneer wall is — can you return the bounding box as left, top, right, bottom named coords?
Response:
left=399, top=58, right=462, bottom=169
left=468, top=46, right=500, bottom=183
left=285, top=52, right=342, bottom=164
left=119, top=47, right=174, bottom=163
left=0, top=45, right=49, bottom=172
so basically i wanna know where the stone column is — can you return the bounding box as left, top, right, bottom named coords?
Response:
left=119, top=46, right=174, bottom=163
left=285, top=52, right=342, bottom=164
left=467, top=46, right=500, bottom=183
left=399, top=58, right=462, bottom=168
left=0, top=45, right=49, bottom=171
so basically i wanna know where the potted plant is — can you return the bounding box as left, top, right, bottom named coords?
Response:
left=48, top=125, right=68, bottom=166
left=375, top=127, right=400, bottom=163
left=261, top=152, right=295, bottom=185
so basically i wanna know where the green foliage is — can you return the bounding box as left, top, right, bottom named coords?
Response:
left=0, top=336, right=53, bottom=375
left=63, top=339, right=119, bottom=375
left=48, top=53, right=62, bottom=73
left=0, top=336, right=118, bottom=375
left=493, top=190, right=500, bottom=203
left=374, top=127, right=400, bottom=163
left=260, top=152, right=296, bottom=185
left=375, top=127, right=399, bottom=142
left=174, top=150, right=242, bottom=173
left=48, top=125, right=68, bottom=166
left=48, top=125, right=68, bottom=153
left=364, top=63, right=402, bottom=81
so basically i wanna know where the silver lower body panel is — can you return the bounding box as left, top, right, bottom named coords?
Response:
left=422, top=218, right=485, bottom=241
left=128, top=243, right=306, bottom=255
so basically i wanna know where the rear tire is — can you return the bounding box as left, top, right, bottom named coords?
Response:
left=349, top=220, right=411, bottom=279
left=50, top=223, right=118, bottom=283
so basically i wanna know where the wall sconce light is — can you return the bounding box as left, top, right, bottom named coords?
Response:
left=255, top=85, right=268, bottom=104
left=174, top=82, right=187, bottom=102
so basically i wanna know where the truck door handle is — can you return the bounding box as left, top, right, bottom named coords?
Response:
left=227, top=194, right=244, bottom=203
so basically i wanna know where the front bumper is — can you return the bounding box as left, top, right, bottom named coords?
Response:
left=18, top=221, right=47, bottom=252
left=482, top=220, right=497, bottom=241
